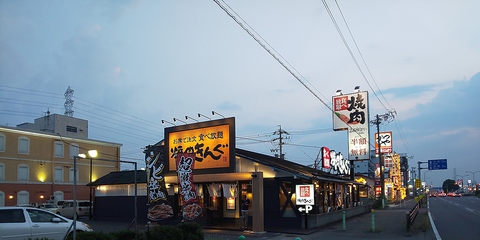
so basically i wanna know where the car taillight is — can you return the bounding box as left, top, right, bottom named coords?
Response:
left=78, top=207, right=82, bottom=211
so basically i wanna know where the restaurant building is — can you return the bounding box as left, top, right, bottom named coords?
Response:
left=133, top=117, right=371, bottom=231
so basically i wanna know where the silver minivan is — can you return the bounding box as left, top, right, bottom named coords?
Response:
left=56, top=200, right=92, bottom=219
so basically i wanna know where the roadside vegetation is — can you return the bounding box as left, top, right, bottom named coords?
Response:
left=61, top=222, right=204, bottom=240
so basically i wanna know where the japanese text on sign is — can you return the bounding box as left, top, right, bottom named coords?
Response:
left=168, top=124, right=231, bottom=170
left=296, top=184, right=314, bottom=205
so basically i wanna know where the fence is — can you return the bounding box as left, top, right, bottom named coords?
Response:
left=406, top=199, right=421, bottom=231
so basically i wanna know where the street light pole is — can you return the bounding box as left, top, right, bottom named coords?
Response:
left=455, top=174, right=469, bottom=191
left=89, top=158, right=93, bottom=220
left=73, top=156, right=78, bottom=240
left=466, top=171, right=480, bottom=189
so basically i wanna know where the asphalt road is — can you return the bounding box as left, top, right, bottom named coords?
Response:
left=429, top=195, right=480, bottom=240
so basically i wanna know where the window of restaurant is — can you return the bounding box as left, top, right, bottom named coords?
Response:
left=279, top=181, right=297, bottom=218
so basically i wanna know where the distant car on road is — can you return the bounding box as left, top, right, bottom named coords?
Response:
left=447, top=192, right=455, bottom=197
left=0, top=207, right=92, bottom=240
left=454, top=193, right=462, bottom=197
left=438, top=192, right=447, bottom=197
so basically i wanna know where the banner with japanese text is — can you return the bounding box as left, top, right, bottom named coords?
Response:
left=176, top=153, right=202, bottom=221
left=144, top=145, right=174, bottom=221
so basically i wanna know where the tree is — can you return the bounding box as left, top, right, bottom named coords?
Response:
left=442, top=179, right=459, bottom=193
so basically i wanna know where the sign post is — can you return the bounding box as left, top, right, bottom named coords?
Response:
left=296, top=184, right=314, bottom=229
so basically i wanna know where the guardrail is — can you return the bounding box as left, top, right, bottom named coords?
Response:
left=406, top=199, right=421, bottom=231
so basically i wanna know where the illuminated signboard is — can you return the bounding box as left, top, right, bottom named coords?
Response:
left=165, top=117, right=236, bottom=174
left=321, top=146, right=331, bottom=169
left=374, top=131, right=393, bottom=154
left=296, top=184, right=314, bottom=205
left=332, top=91, right=370, bottom=160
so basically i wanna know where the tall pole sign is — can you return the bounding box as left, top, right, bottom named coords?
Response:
left=332, top=91, right=370, bottom=160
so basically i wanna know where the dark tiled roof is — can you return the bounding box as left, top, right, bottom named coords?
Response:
left=236, top=148, right=352, bottom=183
left=90, top=148, right=353, bottom=186
left=87, top=170, right=147, bottom=186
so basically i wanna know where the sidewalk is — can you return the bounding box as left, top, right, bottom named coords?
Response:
left=83, top=199, right=437, bottom=240
left=204, top=199, right=437, bottom=240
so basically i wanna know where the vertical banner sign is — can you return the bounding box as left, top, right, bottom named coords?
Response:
left=331, top=91, right=370, bottom=160
left=144, top=146, right=174, bottom=221
left=176, top=153, right=203, bottom=221
left=374, top=131, right=393, bottom=154
left=321, top=147, right=331, bottom=169
left=348, top=92, right=369, bottom=160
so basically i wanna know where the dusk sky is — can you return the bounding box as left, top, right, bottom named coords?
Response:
left=1, top=0, right=479, bottom=187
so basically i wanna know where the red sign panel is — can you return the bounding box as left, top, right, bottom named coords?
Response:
left=322, top=147, right=331, bottom=169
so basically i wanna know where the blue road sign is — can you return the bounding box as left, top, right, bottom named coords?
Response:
left=428, top=159, right=447, bottom=170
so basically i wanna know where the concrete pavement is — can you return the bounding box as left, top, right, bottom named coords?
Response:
left=82, top=198, right=437, bottom=240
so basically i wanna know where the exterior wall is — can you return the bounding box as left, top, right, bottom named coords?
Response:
left=0, top=126, right=121, bottom=206
left=17, top=114, right=88, bottom=139
left=94, top=196, right=148, bottom=222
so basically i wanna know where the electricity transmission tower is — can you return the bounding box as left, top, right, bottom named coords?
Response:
left=64, top=86, right=74, bottom=117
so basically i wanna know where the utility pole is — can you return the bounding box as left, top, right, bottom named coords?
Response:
left=272, top=125, right=289, bottom=159
left=370, top=110, right=395, bottom=208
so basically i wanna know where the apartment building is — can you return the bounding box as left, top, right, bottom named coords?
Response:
left=0, top=114, right=122, bottom=207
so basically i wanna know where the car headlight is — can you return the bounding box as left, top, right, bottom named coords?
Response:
left=81, top=222, right=93, bottom=231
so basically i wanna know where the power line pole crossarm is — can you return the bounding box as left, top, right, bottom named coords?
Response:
left=272, top=125, right=289, bottom=159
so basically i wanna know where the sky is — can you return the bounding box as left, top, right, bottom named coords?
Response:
left=1, top=0, right=479, bottom=188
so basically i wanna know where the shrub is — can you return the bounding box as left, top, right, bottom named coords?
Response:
left=149, top=225, right=183, bottom=240
left=66, top=231, right=113, bottom=240
left=177, top=222, right=204, bottom=240
left=110, top=230, right=144, bottom=240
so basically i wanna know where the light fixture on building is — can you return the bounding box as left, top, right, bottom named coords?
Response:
left=185, top=115, right=199, bottom=123
left=354, top=86, right=360, bottom=93
left=336, top=89, right=343, bottom=96
left=197, top=113, right=211, bottom=120
left=173, top=117, right=187, bottom=124
left=212, top=111, right=225, bottom=118
left=161, top=120, right=176, bottom=126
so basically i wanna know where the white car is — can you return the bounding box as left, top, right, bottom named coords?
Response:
left=56, top=200, right=92, bottom=219
left=38, top=203, right=59, bottom=213
left=0, top=207, right=93, bottom=240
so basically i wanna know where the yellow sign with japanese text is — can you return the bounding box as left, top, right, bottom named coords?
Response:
left=167, top=124, right=231, bottom=171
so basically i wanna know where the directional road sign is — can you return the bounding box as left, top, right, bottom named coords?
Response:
left=298, top=205, right=313, bottom=214
left=428, top=159, right=447, bottom=170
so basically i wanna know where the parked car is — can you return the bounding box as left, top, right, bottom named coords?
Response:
left=15, top=203, right=35, bottom=207
left=56, top=200, right=65, bottom=207
left=38, top=203, right=59, bottom=213
left=56, top=200, right=92, bottom=218
left=0, top=207, right=92, bottom=240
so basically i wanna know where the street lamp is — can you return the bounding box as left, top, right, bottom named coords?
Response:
left=73, top=150, right=97, bottom=240
left=87, top=150, right=98, bottom=220
left=423, top=170, right=431, bottom=184
left=466, top=171, right=480, bottom=188
left=455, top=174, right=469, bottom=190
